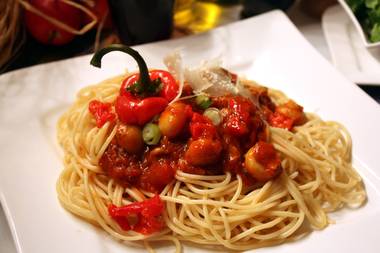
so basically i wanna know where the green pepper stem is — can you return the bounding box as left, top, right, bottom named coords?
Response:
left=90, top=44, right=151, bottom=88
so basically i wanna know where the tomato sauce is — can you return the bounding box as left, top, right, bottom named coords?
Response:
left=98, top=88, right=305, bottom=193
left=94, top=83, right=306, bottom=235
left=100, top=138, right=183, bottom=193
left=87, top=45, right=306, bottom=235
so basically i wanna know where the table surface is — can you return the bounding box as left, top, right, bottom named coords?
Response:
left=0, top=3, right=379, bottom=253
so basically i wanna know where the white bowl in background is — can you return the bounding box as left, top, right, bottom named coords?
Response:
left=338, top=0, right=380, bottom=48
left=322, top=4, right=380, bottom=85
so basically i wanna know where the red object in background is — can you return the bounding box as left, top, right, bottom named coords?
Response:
left=24, top=0, right=81, bottom=45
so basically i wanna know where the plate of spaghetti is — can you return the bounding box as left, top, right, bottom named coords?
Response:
left=1, top=11, right=380, bottom=253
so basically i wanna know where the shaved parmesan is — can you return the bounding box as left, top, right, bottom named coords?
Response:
left=183, top=59, right=238, bottom=96
left=164, top=50, right=184, bottom=104
left=184, top=67, right=212, bottom=93
left=202, top=67, right=238, bottom=96
left=164, top=52, right=241, bottom=101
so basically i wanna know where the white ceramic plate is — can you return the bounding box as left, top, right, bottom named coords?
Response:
left=1, top=10, right=380, bottom=253
left=322, top=5, right=380, bottom=85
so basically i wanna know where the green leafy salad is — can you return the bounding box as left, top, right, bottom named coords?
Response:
left=346, top=0, right=380, bottom=42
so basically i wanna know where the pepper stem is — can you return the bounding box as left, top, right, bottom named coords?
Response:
left=90, top=44, right=151, bottom=88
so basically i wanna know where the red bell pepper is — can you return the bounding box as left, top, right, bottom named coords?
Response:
left=90, top=44, right=179, bottom=126
left=115, top=95, right=168, bottom=126
left=120, top=69, right=178, bottom=102
left=108, top=195, right=164, bottom=235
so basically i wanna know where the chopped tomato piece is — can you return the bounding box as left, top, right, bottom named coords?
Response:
left=89, top=100, right=115, bottom=128
left=224, top=98, right=252, bottom=136
left=189, top=113, right=217, bottom=139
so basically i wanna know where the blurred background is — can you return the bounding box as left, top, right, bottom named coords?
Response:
left=0, top=0, right=379, bottom=102
left=0, top=0, right=336, bottom=73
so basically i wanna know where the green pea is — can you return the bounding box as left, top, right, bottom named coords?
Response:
left=142, top=123, right=161, bottom=145
left=195, top=94, right=212, bottom=110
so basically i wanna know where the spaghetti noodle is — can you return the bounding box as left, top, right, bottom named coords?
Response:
left=56, top=46, right=366, bottom=252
